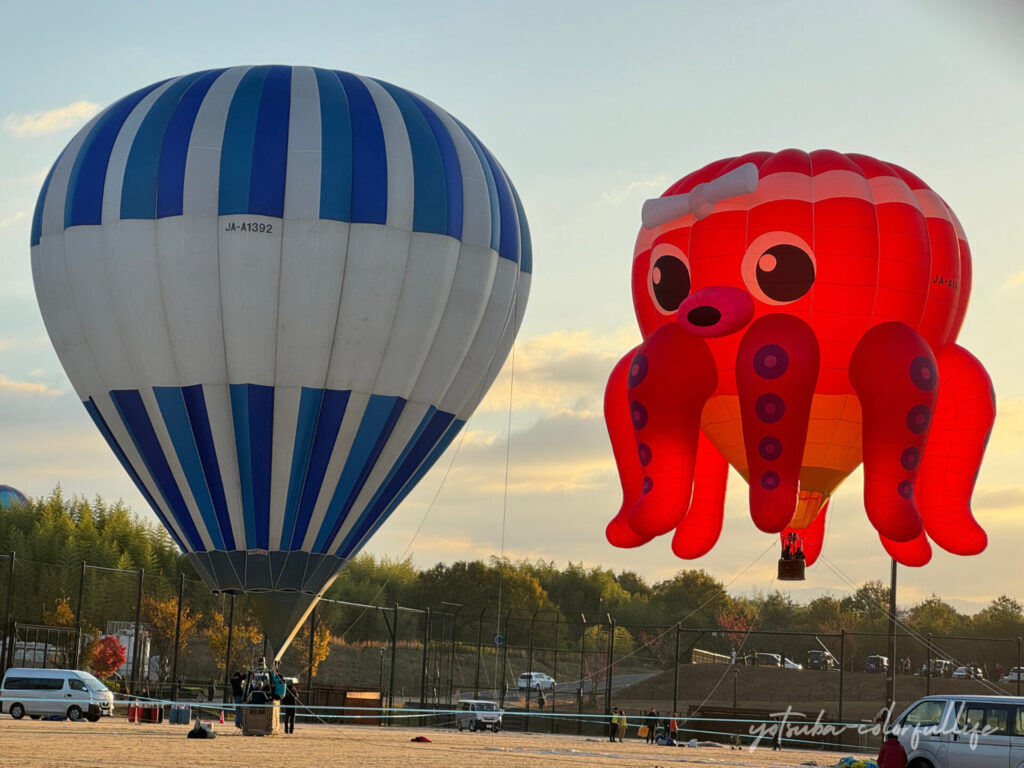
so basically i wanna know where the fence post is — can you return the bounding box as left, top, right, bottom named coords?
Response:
left=132, top=568, right=144, bottom=692
left=419, top=607, right=431, bottom=726
left=577, top=615, right=586, bottom=735
left=73, top=560, right=86, bottom=668
left=552, top=612, right=559, bottom=733
left=2, top=552, right=15, bottom=676
left=446, top=606, right=460, bottom=715
left=223, top=594, right=235, bottom=697
left=171, top=573, right=184, bottom=702
left=499, top=610, right=512, bottom=709
left=388, top=603, right=399, bottom=725
left=926, top=632, right=932, bottom=696
left=473, top=607, right=485, bottom=698
left=1011, top=638, right=1019, bottom=696
left=525, top=610, right=537, bottom=731
left=838, top=629, right=846, bottom=721
left=673, top=623, right=681, bottom=714
left=604, top=618, right=616, bottom=720
left=306, top=606, right=317, bottom=688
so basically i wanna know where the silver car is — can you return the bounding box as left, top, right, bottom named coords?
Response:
left=894, top=694, right=1024, bottom=768
left=455, top=700, right=502, bottom=732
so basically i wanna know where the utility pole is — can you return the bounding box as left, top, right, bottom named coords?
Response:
left=170, top=573, right=184, bottom=702
left=886, top=559, right=898, bottom=715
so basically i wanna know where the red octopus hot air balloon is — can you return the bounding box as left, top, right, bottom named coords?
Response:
left=604, top=149, right=995, bottom=574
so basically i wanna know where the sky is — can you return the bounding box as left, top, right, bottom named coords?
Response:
left=1, top=1, right=1022, bottom=613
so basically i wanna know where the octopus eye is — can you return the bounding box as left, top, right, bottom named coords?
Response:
left=741, top=233, right=816, bottom=306
left=650, top=250, right=691, bottom=314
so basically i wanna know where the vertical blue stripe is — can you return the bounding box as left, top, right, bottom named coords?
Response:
left=83, top=398, right=188, bottom=552
left=181, top=384, right=234, bottom=549
left=282, top=388, right=323, bottom=542
left=218, top=66, right=271, bottom=215
left=334, top=71, right=387, bottom=224
left=31, top=156, right=61, bottom=247
left=65, top=80, right=168, bottom=228
left=313, top=395, right=405, bottom=553
left=314, top=68, right=353, bottom=222
left=286, top=388, right=350, bottom=550
left=455, top=121, right=501, bottom=253
left=156, top=69, right=226, bottom=218
left=340, top=418, right=465, bottom=559
left=229, top=384, right=256, bottom=547
left=230, top=383, right=274, bottom=550
left=248, top=64, right=291, bottom=217
left=120, top=71, right=208, bottom=219
left=336, top=408, right=454, bottom=556
left=469, top=131, right=519, bottom=264
left=153, top=386, right=225, bottom=550
left=406, top=92, right=463, bottom=239
left=109, top=389, right=205, bottom=551
left=374, top=79, right=447, bottom=235
left=509, top=180, right=532, bottom=275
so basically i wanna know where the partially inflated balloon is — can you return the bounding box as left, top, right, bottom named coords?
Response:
left=31, top=66, right=530, bottom=654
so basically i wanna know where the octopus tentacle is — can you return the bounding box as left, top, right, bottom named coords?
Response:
left=604, top=349, right=653, bottom=548
left=917, top=344, right=995, bottom=555
left=671, top=431, right=729, bottom=559
left=625, top=324, right=718, bottom=538
left=880, top=531, right=932, bottom=567
left=736, top=314, right=820, bottom=533
left=849, top=321, right=936, bottom=543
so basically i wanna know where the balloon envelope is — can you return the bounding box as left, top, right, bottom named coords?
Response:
left=31, top=66, right=531, bottom=653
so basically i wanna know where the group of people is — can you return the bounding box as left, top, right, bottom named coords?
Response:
left=229, top=664, right=299, bottom=734
left=607, top=707, right=678, bottom=744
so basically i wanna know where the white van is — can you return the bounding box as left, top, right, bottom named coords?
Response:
left=1, top=668, right=115, bottom=722
left=894, top=694, right=1024, bottom=768
left=455, top=699, right=502, bottom=732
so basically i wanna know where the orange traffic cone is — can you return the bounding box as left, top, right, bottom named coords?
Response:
left=219, top=710, right=225, bottom=724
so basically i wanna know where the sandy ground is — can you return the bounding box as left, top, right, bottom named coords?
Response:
left=0, top=719, right=875, bottom=768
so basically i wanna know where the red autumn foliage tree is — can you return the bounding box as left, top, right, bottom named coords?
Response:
left=87, top=635, right=126, bottom=679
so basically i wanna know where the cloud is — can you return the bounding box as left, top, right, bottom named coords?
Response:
left=987, top=397, right=1024, bottom=455
left=601, top=174, right=670, bottom=206
left=973, top=484, right=1024, bottom=511
left=1005, top=271, right=1024, bottom=288
left=478, top=327, right=640, bottom=417
left=0, top=374, right=62, bottom=396
left=4, top=101, right=100, bottom=137
left=0, top=211, right=27, bottom=230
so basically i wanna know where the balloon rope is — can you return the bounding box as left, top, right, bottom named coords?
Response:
left=493, top=288, right=520, bottom=693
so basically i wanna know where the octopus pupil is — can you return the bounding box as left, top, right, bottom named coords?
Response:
left=652, top=255, right=691, bottom=312
left=756, top=244, right=814, bottom=302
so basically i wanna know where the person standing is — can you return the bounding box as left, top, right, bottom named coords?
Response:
left=609, top=709, right=618, bottom=742
left=668, top=712, right=678, bottom=742
left=281, top=682, right=298, bottom=735
left=645, top=707, right=657, bottom=744
left=230, top=671, right=245, bottom=726
left=877, top=732, right=908, bottom=767
left=617, top=709, right=627, bottom=742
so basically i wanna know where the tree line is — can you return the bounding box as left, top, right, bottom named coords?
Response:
left=2, top=488, right=1023, bottom=677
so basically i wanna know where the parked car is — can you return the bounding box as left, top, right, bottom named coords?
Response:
left=1000, top=666, right=1024, bottom=683
left=1, top=668, right=114, bottom=722
left=752, top=653, right=801, bottom=669
left=806, top=650, right=838, bottom=671
left=455, top=699, right=502, bottom=732
left=865, top=655, right=889, bottom=673
left=783, top=657, right=803, bottom=670
left=952, top=665, right=984, bottom=680
left=894, top=694, right=1023, bottom=768
left=917, top=659, right=955, bottom=678
left=516, top=672, right=555, bottom=691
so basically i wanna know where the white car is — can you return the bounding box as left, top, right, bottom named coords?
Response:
left=952, top=665, right=983, bottom=680
left=1, top=668, right=114, bottom=721
left=516, top=672, right=555, bottom=691
left=1000, top=667, right=1023, bottom=683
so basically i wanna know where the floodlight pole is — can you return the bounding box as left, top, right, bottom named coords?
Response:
left=886, top=558, right=898, bottom=716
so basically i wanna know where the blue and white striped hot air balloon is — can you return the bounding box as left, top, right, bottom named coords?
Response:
left=30, top=65, right=531, bottom=655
